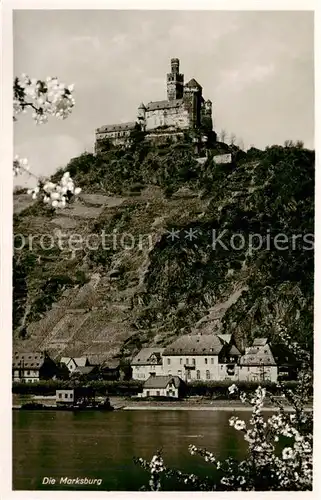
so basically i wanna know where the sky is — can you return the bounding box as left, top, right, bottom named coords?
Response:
left=13, top=9, right=314, bottom=185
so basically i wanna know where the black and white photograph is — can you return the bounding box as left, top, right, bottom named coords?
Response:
left=1, top=1, right=317, bottom=494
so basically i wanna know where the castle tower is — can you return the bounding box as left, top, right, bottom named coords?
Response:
left=183, top=78, right=203, bottom=128
left=167, top=58, right=184, bottom=101
left=137, top=102, right=146, bottom=130
left=202, top=99, right=213, bottom=130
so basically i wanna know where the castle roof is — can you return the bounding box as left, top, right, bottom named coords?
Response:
left=146, top=99, right=183, bottom=111
left=163, top=334, right=225, bottom=356
left=96, top=122, right=137, bottom=133
left=185, top=78, right=202, bottom=90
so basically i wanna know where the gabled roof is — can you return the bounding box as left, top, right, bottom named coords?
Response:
left=13, top=352, right=46, bottom=369
left=217, top=334, right=232, bottom=345
left=73, top=357, right=89, bottom=367
left=60, top=356, right=88, bottom=368
left=185, top=78, right=202, bottom=89
left=144, top=375, right=183, bottom=389
left=131, top=348, right=164, bottom=366
left=163, top=334, right=224, bottom=356
left=146, top=99, right=183, bottom=111
left=60, top=357, right=73, bottom=366
left=228, top=345, right=242, bottom=356
left=240, top=344, right=276, bottom=366
left=72, top=366, right=95, bottom=375
left=270, top=343, right=298, bottom=366
left=101, top=360, right=120, bottom=370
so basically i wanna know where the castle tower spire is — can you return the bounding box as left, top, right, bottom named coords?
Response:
left=167, top=58, right=184, bottom=101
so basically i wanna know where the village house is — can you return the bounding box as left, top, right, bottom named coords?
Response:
left=71, top=365, right=100, bottom=381
left=99, top=360, right=122, bottom=381
left=131, top=334, right=283, bottom=383
left=270, top=342, right=299, bottom=380
left=162, top=333, right=242, bottom=382
left=60, top=356, right=90, bottom=375
left=238, top=338, right=278, bottom=383
left=131, top=348, right=164, bottom=380
left=12, top=352, right=57, bottom=383
left=138, top=375, right=186, bottom=399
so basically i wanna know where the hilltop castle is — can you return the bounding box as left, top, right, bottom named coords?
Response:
left=95, top=58, right=216, bottom=151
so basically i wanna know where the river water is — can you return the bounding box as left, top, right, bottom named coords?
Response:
left=13, top=409, right=249, bottom=491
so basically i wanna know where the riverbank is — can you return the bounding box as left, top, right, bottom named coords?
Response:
left=12, top=394, right=313, bottom=412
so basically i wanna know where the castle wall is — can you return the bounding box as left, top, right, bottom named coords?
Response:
left=145, top=106, right=190, bottom=131
left=95, top=130, right=132, bottom=151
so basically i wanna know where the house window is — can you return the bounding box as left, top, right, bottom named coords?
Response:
left=178, top=370, right=182, bottom=377
left=65, top=394, right=68, bottom=399
left=136, top=366, right=140, bottom=371
left=70, top=393, right=73, bottom=398
left=59, top=393, right=62, bottom=399
left=167, top=358, right=171, bottom=365
left=156, top=391, right=160, bottom=396
left=192, top=358, right=196, bottom=365
left=197, top=370, right=200, bottom=380
left=186, top=358, right=189, bottom=365
left=248, top=367, right=250, bottom=372
left=146, top=391, right=150, bottom=397
left=211, top=358, right=214, bottom=364
left=206, top=370, right=210, bottom=380
left=186, top=370, right=191, bottom=380
left=26, top=371, right=30, bottom=375
left=205, top=358, right=208, bottom=364
left=180, top=358, right=182, bottom=365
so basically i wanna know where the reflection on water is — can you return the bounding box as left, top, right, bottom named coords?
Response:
left=13, top=409, right=248, bottom=491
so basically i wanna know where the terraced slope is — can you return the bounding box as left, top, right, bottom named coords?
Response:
left=13, top=143, right=314, bottom=362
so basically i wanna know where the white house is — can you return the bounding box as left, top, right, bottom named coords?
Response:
left=131, top=348, right=164, bottom=380
left=12, top=352, right=57, bottom=383
left=139, top=375, right=185, bottom=398
left=239, top=338, right=278, bottom=383
left=162, top=333, right=242, bottom=382
left=131, top=336, right=279, bottom=384
left=60, top=356, right=89, bottom=374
